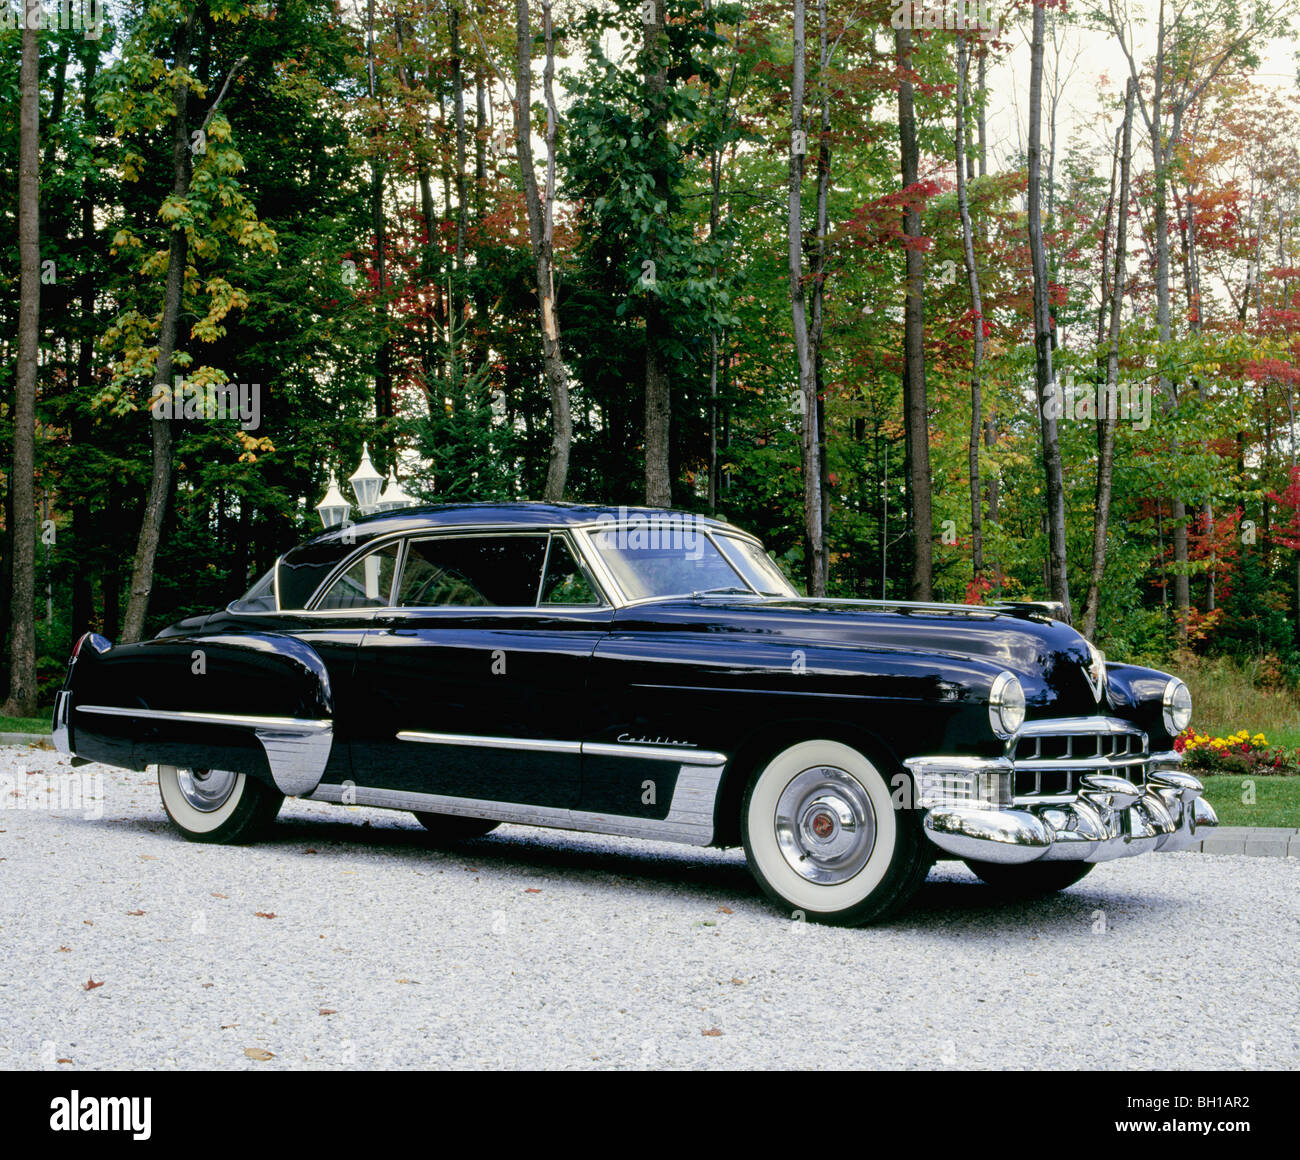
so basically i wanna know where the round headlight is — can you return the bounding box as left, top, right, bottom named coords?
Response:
left=1163, top=678, right=1192, bottom=735
left=989, top=672, right=1026, bottom=739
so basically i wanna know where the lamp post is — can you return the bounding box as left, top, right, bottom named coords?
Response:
left=316, top=444, right=418, bottom=530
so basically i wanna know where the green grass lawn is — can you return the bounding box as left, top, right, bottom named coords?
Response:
left=1200, top=775, right=1300, bottom=828
left=0, top=713, right=51, bottom=734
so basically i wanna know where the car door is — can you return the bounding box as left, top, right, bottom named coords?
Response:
left=350, top=530, right=613, bottom=808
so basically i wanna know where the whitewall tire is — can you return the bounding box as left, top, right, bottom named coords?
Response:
left=741, top=739, right=930, bottom=925
left=158, top=765, right=283, bottom=844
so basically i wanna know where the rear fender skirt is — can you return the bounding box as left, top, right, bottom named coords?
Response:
left=75, top=706, right=332, bottom=797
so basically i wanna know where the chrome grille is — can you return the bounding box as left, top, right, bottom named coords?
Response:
left=1011, top=718, right=1149, bottom=799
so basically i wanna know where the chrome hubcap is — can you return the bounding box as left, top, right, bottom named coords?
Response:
left=775, top=766, right=877, bottom=884
left=176, top=767, right=238, bottom=812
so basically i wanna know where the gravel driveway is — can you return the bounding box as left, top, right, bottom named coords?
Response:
left=2, top=747, right=1296, bottom=1070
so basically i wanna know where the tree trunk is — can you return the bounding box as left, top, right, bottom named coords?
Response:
left=514, top=0, right=570, bottom=502
left=72, top=47, right=100, bottom=640
left=2, top=17, right=41, bottom=716
left=642, top=0, right=672, bottom=507
left=789, top=0, right=825, bottom=596
left=1028, top=4, right=1071, bottom=619
left=1082, top=78, right=1135, bottom=639
left=895, top=27, right=932, bottom=600
left=955, top=38, right=984, bottom=582
left=120, top=11, right=196, bottom=645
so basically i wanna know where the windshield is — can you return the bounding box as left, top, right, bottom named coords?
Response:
left=587, top=523, right=796, bottom=602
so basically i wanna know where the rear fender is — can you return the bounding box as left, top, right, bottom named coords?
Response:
left=58, top=631, right=335, bottom=797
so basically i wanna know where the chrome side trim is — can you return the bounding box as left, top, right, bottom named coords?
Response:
left=581, top=741, right=729, bottom=765
left=396, top=730, right=729, bottom=766
left=397, top=731, right=582, bottom=756
left=52, top=690, right=72, bottom=754
left=310, top=760, right=727, bottom=846
left=75, top=705, right=332, bottom=797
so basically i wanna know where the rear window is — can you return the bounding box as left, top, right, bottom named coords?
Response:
left=230, top=567, right=277, bottom=612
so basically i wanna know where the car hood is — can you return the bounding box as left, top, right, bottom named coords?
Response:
left=613, top=596, right=1110, bottom=717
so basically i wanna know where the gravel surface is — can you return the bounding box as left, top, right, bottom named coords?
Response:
left=2, top=746, right=1297, bottom=1071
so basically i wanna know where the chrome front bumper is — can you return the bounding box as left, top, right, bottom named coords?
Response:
left=908, top=753, right=1218, bottom=866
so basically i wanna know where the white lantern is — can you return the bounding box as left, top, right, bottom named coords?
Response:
left=316, top=475, right=352, bottom=529
left=348, top=442, right=384, bottom=515
left=376, top=470, right=417, bottom=512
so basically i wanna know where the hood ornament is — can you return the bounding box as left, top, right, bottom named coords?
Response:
left=1083, top=643, right=1107, bottom=703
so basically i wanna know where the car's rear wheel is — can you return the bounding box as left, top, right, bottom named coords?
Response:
left=741, top=739, right=930, bottom=926
left=412, top=812, right=499, bottom=842
left=158, top=765, right=283, bottom=844
left=963, top=859, right=1094, bottom=897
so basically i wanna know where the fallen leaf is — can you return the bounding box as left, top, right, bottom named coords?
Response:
left=221, top=1023, right=238, bottom=1030
left=463, top=867, right=479, bottom=873
left=139, top=855, right=158, bottom=861
left=57, top=946, right=71, bottom=953
left=255, top=912, right=276, bottom=919
left=211, top=892, right=228, bottom=899
left=319, top=1009, right=337, bottom=1016
left=396, top=978, right=419, bottom=984
left=701, top=1027, right=722, bottom=1037
left=57, top=1058, right=73, bottom=1065
left=730, top=978, right=745, bottom=985
left=304, top=848, right=318, bottom=854
left=126, top=909, right=145, bottom=916
left=243, top=1047, right=273, bottom=1061
left=83, top=978, right=104, bottom=991
left=83, top=920, right=93, bottom=926
left=717, top=906, right=734, bottom=914
left=524, top=888, right=542, bottom=894
left=201, top=983, right=214, bottom=989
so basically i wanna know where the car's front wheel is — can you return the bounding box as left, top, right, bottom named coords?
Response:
left=412, top=812, right=499, bottom=842
left=741, top=739, right=930, bottom=926
left=158, top=765, right=283, bottom=844
left=964, top=859, right=1094, bottom=897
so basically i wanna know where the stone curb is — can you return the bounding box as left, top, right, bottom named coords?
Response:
left=1192, top=826, right=1300, bottom=858
left=0, top=733, right=52, bottom=748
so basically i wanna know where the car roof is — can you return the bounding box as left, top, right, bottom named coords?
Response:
left=305, top=502, right=750, bottom=543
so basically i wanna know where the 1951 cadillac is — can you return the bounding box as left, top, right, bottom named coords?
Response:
left=53, top=503, right=1216, bottom=925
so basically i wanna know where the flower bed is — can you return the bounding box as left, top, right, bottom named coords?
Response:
left=1175, top=729, right=1300, bottom=777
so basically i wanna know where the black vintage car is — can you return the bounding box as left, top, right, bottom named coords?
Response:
left=53, top=503, right=1215, bottom=925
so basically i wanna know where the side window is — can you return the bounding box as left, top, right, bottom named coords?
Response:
left=397, top=535, right=548, bottom=607
left=316, top=542, right=398, bottom=610
left=541, top=537, right=601, bottom=605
